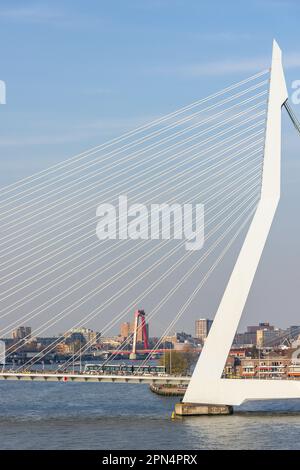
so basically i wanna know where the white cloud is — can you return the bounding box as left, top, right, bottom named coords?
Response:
left=0, top=5, right=63, bottom=24
left=255, top=0, right=297, bottom=7
left=149, top=52, right=300, bottom=78
left=0, top=115, right=159, bottom=148
left=189, top=31, right=258, bottom=42
left=0, top=4, right=108, bottom=29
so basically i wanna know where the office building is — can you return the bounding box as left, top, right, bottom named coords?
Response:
left=12, top=326, right=31, bottom=341
left=195, top=319, right=213, bottom=343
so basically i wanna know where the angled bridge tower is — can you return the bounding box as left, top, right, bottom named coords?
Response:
left=182, top=40, right=300, bottom=408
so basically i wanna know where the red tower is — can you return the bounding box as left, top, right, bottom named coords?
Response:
left=131, top=309, right=149, bottom=358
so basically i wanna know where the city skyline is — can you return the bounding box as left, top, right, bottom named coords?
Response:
left=0, top=1, right=300, bottom=339
left=3, top=316, right=300, bottom=344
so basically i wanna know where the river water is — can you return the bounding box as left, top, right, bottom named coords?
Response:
left=0, top=381, right=300, bottom=449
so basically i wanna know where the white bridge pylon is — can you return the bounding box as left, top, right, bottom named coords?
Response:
left=184, top=40, right=300, bottom=406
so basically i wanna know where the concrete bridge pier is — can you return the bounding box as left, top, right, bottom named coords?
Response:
left=174, top=402, right=233, bottom=416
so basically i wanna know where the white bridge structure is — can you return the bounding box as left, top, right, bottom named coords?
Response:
left=0, top=40, right=300, bottom=411
left=0, top=371, right=190, bottom=385
left=184, top=40, right=300, bottom=406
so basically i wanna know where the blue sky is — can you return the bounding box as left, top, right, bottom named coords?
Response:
left=0, top=0, right=300, bottom=334
left=0, top=0, right=300, bottom=182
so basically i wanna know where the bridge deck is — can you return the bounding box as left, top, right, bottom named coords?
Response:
left=0, top=372, right=190, bottom=384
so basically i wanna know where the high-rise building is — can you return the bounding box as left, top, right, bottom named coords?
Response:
left=120, top=322, right=131, bottom=339
left=233, top=331, right=257, bottom=346
left=120, top=320, right=149, bottom=343
left=68, top=328, right=101, bottom=346
left=12, top=326, right=31, bottom=341
left=195, top=319, right=213, bottom=343
left=247, top=322, right=274, bottom=334
left=256, top=328, right=282, bottom=348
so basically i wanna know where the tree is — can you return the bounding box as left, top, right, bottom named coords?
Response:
left=71, top=339, right=83, bottom=354
left=159, top=350, right=192, bottom=375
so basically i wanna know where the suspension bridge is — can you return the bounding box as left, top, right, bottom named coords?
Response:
left=0, top=40, right=300, bottom=415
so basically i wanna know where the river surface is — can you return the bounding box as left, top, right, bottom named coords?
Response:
left=0, top=381, right=300, bottom=450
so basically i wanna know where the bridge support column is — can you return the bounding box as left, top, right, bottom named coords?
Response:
left=182, top=40, right=290, bottom=407
left=174, top=402, right=233, bottom=416
left=129, top=352, right=137, bottom=360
